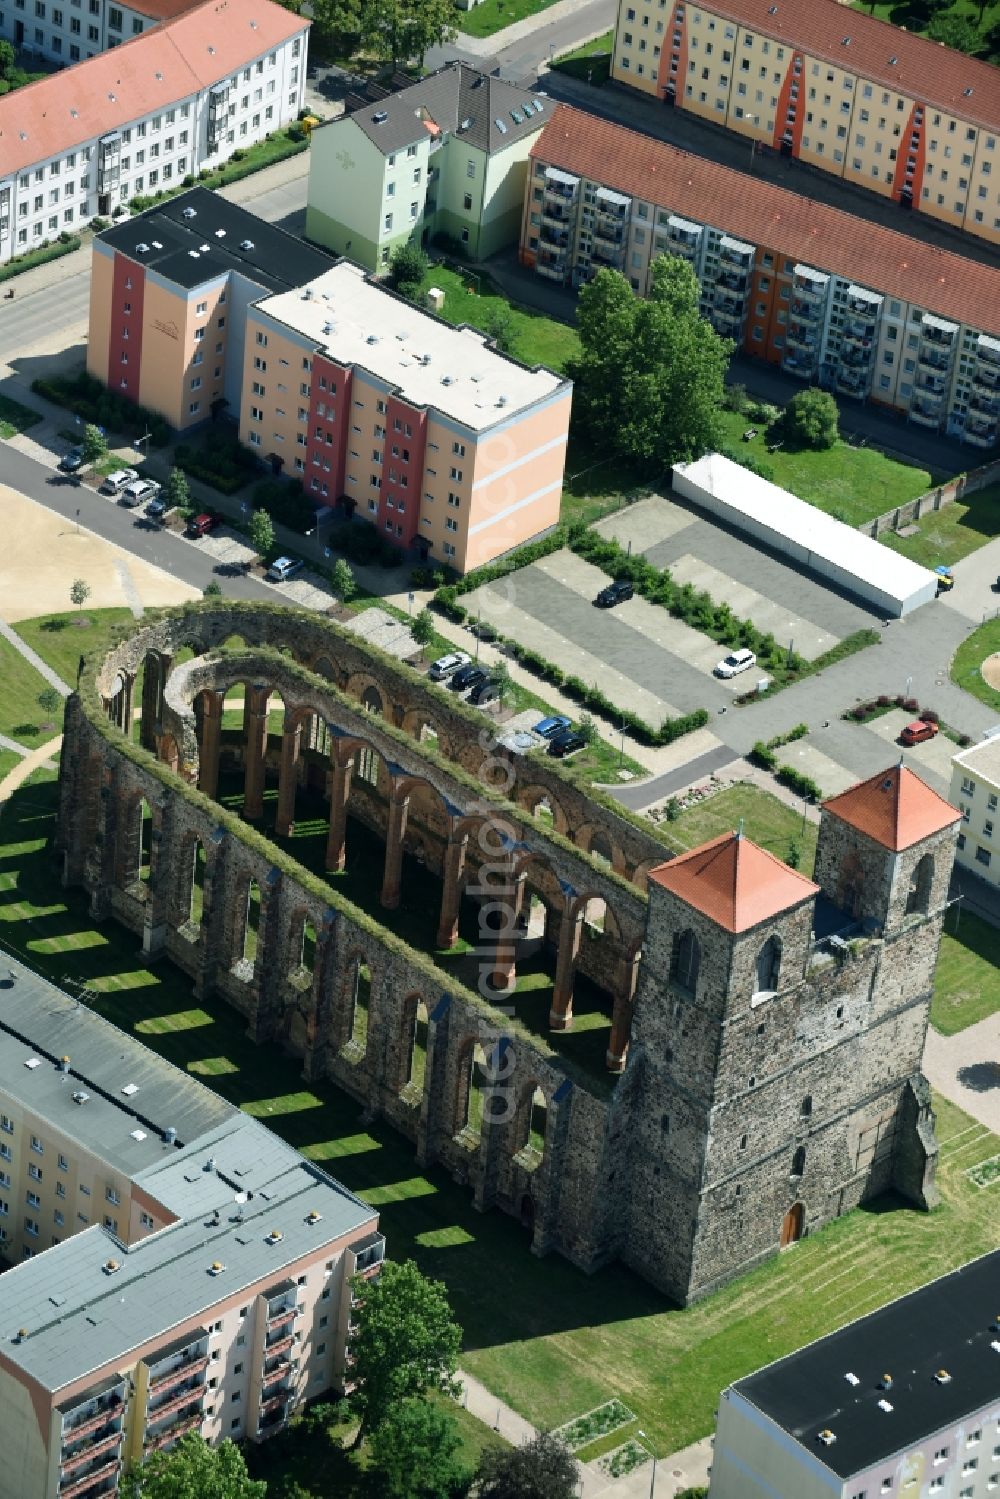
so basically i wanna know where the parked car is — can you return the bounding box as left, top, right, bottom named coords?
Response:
left=187, top=512, right=221, bottom=538
left=145, top=496, right=168, bottom=521
left=469, top=678, right=499, bottom=706
left=715, top=648, right=757, bottom=679
left=59, top=446, right=85, bottom=473
left=99, top=468, right=139, bottom=496
left=593, top=580, right=634, bottom=608
left=266, top=556, right=304, bottom=583
left=429, top=651, right=471, bottom=682
left=451, top=663, right=488, bottom=694
left=548, top=729, right=587, bottom=758
left=120, top=478, right=159, bottom=508
left=935, top=566, right=955, bottom=593
left=900, top=719, right=939, bottom=746
left=534, top=714, right=571, bottom=740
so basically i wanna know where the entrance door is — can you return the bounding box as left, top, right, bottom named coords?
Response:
left=780, top=1201, right=804, bottom=1248
left=14, top=19, right=23, bottom=42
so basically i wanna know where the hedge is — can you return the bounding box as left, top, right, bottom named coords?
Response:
left=775, top=764, right=822, bottom=801
left=31, top=369, right=169, bottom=446
left=0, top=234, right=80, bottom=283
left=174, top=439, right=259, bottom=495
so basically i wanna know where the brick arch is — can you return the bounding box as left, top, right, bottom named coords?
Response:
left=515, top=783, right=571, bottom=836
left=400, top=707, right=451, bottom=759
left=311, top=654, right=338, bottom=682
left=632, top=857, right=664, bottom=894
left=576, top=823, right=627, bottom=875
left=337, top=947, right=373, bottom=1053
left=511, top=1077, right=549, bottom=1160
left=156, top=731, right=180, bottom=773
left=397, top=991, right=430, bottom=1095
left=452, top=1035, right=488, bottom=1142
left=117, top=786, right=159, bottom=891
left=345, top=673, right=387, bottom=715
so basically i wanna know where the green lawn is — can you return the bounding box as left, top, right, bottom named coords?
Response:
left=717, top=410, right=942, bottom=525
left=0, top=391, right=43, bottom=439
left=660, top=782, right=818, bottom=875
left=457, top=0, right=561, bottom=38
left=850, top=0, right=1000, bottom=58
left=951, top=618, right=1000, bottom=709
left=15, top=608, right=134, bottom=689
left=2, top=772, right=999, bottom=1456
left=881, top=483, right=1000, bottom=569
left=0, top=634, right=64, bottom=750
left=550, top=30, right=614, bottom=84
left=0, top=749, right=22, bottom=783
left=933, top=908, right=1000, bottom=1035
left=417, top=266, right=580, bottom=374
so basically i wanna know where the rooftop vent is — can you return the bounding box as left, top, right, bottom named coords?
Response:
left=59, top=1055, right=71, bottom=1072
left=768, top=4, right=777, bottom=11
left=889, top=54, right=898, bottom=64
left=215, top=228, right=226, bottom=238
left=266, top=1228, right=284, bottom=1244
left=72, top=1091, right=89, bottom=1105
left=877, top=1399, right=894, bottom=1413
left=130, top=1129, right=146, bottom=1142
left=844, top=1372, right=860, bottom=1386
left=460, top=117, right=472, bottom=130
left=306, top=1209, right=322, bottom=1225
left=103, top=1259, right=120, bottom=1274
left=991, top=1340, right=1000, bottom=1353
left=879, top=1374, right=893, bottom=1390
left=240, top=239, right=254, bottom=251
left=322, top=322, right=333, bottom=335
left=964, top=86, right=974, bottom=96
left=135, top=242, right=150, bottom=254
left=182, top=206, right=197, bottom=219
left=497, top=395, right=508, bottom=407
left=421, top=353, right=431, bottom=365
left=208, top=1261, right=225, bottom=1276
left=155, top=69, right=163, bottom=80
left=121, top=1083, right=138, bottom=1097
left=14, top=1328, right=29, bottom=1344
left=442, top=375, right=453, bottom=385
left=24, top=1058, right=41, bottom=1070
left=164, top=1126, right=177, bottom=1145
left=817, top=1429, right=835, bottom=1446
left=494, top=118, right=507, bottom=134
left=187, top=250, right=200, bottom=259
left=366, top=334, right=378, bottom=344
left=373, top=110, right=388, bottom=124
left=841, top=34, right=850, bottom=44
left=933, top=1369, right=952, bottom=1384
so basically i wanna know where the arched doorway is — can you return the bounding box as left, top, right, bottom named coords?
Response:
left=520, top=1194, right=535, bottom=1231
left=780, top=1201, right=804, bottom=1248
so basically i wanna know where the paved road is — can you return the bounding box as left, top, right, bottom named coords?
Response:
left=615, top=744, right=738, bottom=810
left=0, top=445, right=275, bottom=606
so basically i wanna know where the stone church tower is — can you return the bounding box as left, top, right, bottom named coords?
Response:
left=616, top=765, right=960, bottom=1305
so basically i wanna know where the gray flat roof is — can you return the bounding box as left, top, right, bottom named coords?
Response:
left=0, top=955, right=376, bottom=1394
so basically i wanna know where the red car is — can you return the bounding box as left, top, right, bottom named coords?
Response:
left=187, top=512, right=221, bottom=538
left=900, top=720, right=938, bottom=746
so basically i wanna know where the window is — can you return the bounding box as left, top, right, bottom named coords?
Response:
left=27, top=1164, right=41, bottom=1182
left=106, top=1186, right=120, bottom=1205
left=976, top=846, right=992, bottom=867
left=24, top=1216, right=39, bottom=1236
left=672, top=929, right=700, bottom=994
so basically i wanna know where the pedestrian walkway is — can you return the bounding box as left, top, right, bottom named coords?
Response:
left=0, top=735, right=62, bottom=806
left=0, top=618, right=72, bottom=696
left=458, top=1368, right=711, bottom=1496
left=450, top=0, right=612, bottom=57
left=924, top=1012, right=1000, bottom=1135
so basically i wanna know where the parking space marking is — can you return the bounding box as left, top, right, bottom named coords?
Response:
left=667, top=554, right=839, bottom=661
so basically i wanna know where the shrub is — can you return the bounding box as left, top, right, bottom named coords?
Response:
left=877, top=694, right=891, bottom=707
left=920, top=709, right=939, bottom=724
left=776, top=764, right=822, bottom=800
left=750, top=741, right=777, bottom=770
left=902, top=696, right=919, bottom=713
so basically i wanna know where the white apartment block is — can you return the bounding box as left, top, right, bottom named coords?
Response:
left=950, top=736, right=1000, bottom=889
left=0, top=0, right=307, bottom=264
left=0, top=0, right=183, bottom=68
left=0, top=951, right=382, bottom=1499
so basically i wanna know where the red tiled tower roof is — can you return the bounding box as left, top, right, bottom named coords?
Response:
left=531, top=106, right=1000, bottom=338
left=822, top=764, right=960, bottom=852
left=648, top=833, right=819, bottom=933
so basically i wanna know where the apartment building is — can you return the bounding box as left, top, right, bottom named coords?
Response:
left=521, top=105, right=1000, bottom=446
left=240, top=260, right=571, bottom=571
left=88, top=190, right=332, bottom=432
left=305, top=63, right=553, bottom=271
left=0, top=952, right=382, bottom=1499
left=0, top=0, right=197, bottom=68
left=0, top=0, right=308, bottom=266
left=949, top=735, right=1000, bottom=890
left=710, top=1250, right=1000, bottom=1499
left=610, top=0, right=1000, bottom=247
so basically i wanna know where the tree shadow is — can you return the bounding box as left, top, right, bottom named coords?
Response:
left=956, top=1062, right=1000, bottom=1093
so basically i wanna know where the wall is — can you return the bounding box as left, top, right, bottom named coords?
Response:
left=859, top=455, right=1000, bottom=539
left=86, top=240, right=116, bottom=388
left=304, top=118, right=396, bottom=271
left=709, top=1390, right=842, bottom=1499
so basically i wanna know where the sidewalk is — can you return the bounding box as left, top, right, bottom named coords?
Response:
left=0, top=618, right=72, bottom=696
left=451, top=0, right=612, bottom=57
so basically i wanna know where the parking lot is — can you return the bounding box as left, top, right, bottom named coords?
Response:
left=773, top=708, right=957, bottom=798
left=464, top=495, right=887, bottom=728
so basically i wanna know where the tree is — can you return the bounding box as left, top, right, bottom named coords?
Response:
left=782, top=387, right=839, bottom=450
left=70, top=578, right=91, bottom=612
left=310, top=0, right=362, bottom=54
left=410, top=606, right=435, bottom=653
left=331, top=557, right=356, bottom=603
left=81, top=423, right=108, bottom=464
left=491, top=658, right=513, bottom=710
left=571, top=256, right=730, bottom=474
left=248, top=508, right=275, bottom=561
left=37, top=687, right=62, bottom=726
left=387, top=242, right=429, bottom=297
left=577, top=710, right=597, bottom=744
left=475, top=1431, right=578, bottom=1499
left=122, top=1433, right=265, bottom=1499
left=163, top=467, right=190, bottom=511
left=0, top=39, right=15, bottom=78
left=203, top=580, right=223, bottom=597
left=928, top=10, right=983, bottom=51
left=348, top=1259, right=462, bottom=1443
left=364, top=0, right=456, bottom=69
left=484, top=305, right=517, bottom=356
left=367, top=1397, right=471, bottom=1499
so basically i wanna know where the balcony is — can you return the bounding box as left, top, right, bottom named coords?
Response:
left=782, top=352, right=816, bottom=378
left=909, top=403, right=942, bottom=428
left=60, top=1459, right=120, bottom=1499
left=713, top=287, right=744, bottom=312
left=542, top=170, right=578, bottom=202
left=791, top=268, right=829, bottom=302
left=790, top=299, right=822, bottom=323
left=265, top=1331, right=296, bottom=1358
left=61, top=1397, right=124, bottom=1446
left=147, top=1382, right=206, bottom=1426
left=266, top=1305, right=299, bottom=1334
left=836, top=370, right=869, bottom=397
left=842, top=320, right=875, bottom=347
left=540, top=203, right=573, bottom=228
left=920, top=315, right=957, bottom=347
left=716, top=268, right=749, bottom=292
left=846, top=289, right=881, bottom=320
left=60, top=1433, right=121, bottom=1477
left=146, top=1412, right=203, bottom=1454
left=353, top=1231, right=386, bottom=1277
left=259, top=1391, right=292, bottom=1419
left=539, top=223, right=569, bottom=248
left=965, top=419, right=999, bottom=447
left=916, top=347, right=950, bottom=373
left=914, top=373, right=946, bottom=398
left=973, top=365, right=1000, bottom=391
left=149, top=1355, right=209, bottom=1395
left=975, top=334, right=1000, bottom=369
left=839, top=345, right=873, bottom=370
left=263, top=1354, right=295, bottom=1385
left=970, top=391, right=1000, bottom=416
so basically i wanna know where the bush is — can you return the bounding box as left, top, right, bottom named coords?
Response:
left=919, top=709, right=939, bottom=724
left=750, top=741, right=777, bottom=770
left=387, top=242, right=429, bottom=292
left=174, top=438, right=258, bottom=494
left=30, top=369, right=168, bottom=446
left=782, top=387, right=839, bottom=450
left=776, top=764, right=822, bottom=800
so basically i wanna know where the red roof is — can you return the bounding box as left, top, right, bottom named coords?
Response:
left=129, top=0, right=205, bottom=20
left=687, top=0, right=1000, bottom=137
left=822, top=764, right=960, bottom=851
left=532, top=106, right=1000, bottom=337
left=648, top=832, right=818, bottom=933
left=0, top=0, right=307, bottom=178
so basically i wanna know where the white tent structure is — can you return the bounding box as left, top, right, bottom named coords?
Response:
left=671, top=453, right=937, bottom=618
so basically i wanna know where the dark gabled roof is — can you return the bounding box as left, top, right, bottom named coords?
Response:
left=98, top=187, right=333, bottom=291
left=733, top=1250, right=1000, bottom=1479
left=345, top=62, right=552, bottom=158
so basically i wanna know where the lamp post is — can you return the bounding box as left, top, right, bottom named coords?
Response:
left=746, top=116, right=760, bottom=170
left=635, top=1430, right=657, bottom=1498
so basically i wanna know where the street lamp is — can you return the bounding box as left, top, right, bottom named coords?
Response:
left=745, top=115, right=760, bottom=170
left=635, top=1430, right=658, bottom=1498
